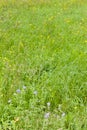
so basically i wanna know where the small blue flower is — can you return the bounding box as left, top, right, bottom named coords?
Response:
left=16, top=89, right=21, bottom=93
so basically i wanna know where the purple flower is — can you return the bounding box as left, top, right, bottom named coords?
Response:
left=16, top=89, right=21, bottom=93
left=44, top=112, right=50, bottom=119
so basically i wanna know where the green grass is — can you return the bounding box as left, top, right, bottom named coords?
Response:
left=0, top=0, right=87, bottom=129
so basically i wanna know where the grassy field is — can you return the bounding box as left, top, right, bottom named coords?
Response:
left=0, top=0, right=87, bottom=129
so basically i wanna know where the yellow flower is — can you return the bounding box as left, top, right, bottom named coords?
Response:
left=14, top=117, right=20, bottom=123
left=85, top=40, right=87, bottom=43
left=65, top=19, right=71, bottom=23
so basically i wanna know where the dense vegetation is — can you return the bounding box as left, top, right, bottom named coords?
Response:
left=0, top=0, right=87, bottom=129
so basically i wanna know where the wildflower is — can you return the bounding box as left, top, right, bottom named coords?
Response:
left=8, top=99, right=11, bottom=103
left=47, top=102, right=50, bottom=107
left=85, top=40, right=87, bottom=43
left=14, top=117, right=20, bottom=123
left=23, top=85, right=26, bottom=90
left=33, top=90, right=38, bottom=95
left=61, top=112, right=65, bottom=117
left=58, top=104, right=62, bottom=111
left=16, top=89, right=21, bottom=93
left=44, top=112, right=50, bottom=119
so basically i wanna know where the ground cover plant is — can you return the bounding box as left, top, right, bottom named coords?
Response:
left=0, top=0, right=87, bottom=129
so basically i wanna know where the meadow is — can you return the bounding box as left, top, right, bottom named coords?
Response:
left=0, top=0, right=87, bottom=129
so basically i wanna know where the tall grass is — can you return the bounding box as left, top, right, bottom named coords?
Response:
left=0, top=0, right=87, bottom=129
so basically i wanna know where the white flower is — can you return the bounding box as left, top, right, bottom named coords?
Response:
left=61, top=112, right=65, bottom=117
left=47, top=102, right=50, bottom=107
left=8, top=99, right=11, bottom=103
left=33, top=90, right=38, bottom=95
left=23, top=85, right=26, bottom=89
left=44, top=112, right=50, bottom=119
